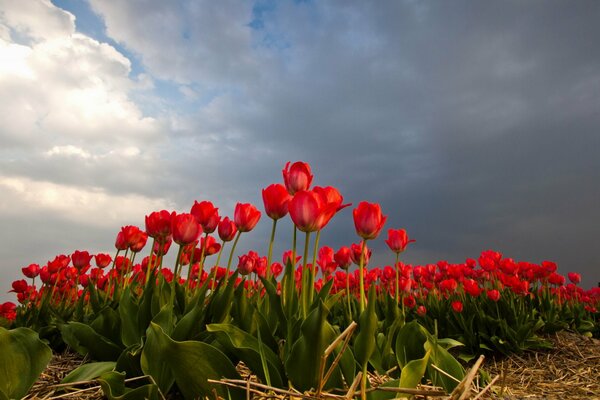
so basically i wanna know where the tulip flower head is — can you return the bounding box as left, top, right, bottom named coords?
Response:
left=145, top=210, right=174, bottom=240
left=262, top=183, right=292, bottom=220
left=282, top=161, right=313, bottom=195
left=385, top=229, right=415, bottom=254
left=171, top=213, right=202, bottom=245
left=353, top=202, right=387, bottom=240
left=234, top=203, right=261, bottom=232
left=218, top=217, right=237, bottom=242
left=334, top=246, right=352, bottom=270
left=191, top=201, right=220, bottom=233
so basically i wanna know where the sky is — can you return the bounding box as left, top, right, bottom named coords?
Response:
left=1, top=0, right=599, bottom=301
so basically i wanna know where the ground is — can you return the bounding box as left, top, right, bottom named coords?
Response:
left=26, top=331, right=600, bottom=400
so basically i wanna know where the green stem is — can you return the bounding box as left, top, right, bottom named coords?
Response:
left=169, top=245, right=185, bottom=326
left=215, top=240, right=226, bottom=267
left=104, top=249, right=121, bottom=303
left=291, top=226, right=297, bottom=266
left=359, top=239, right=367, bottom=314
left=346, top=270, right=352, bottom=322
left=145, top=238, right=157, bottom=285
left=309, top=230, right=321, bottom=305
left=224, top=231, right=242, bottom=285
left=395, top=253, right=400, bottom=304
left=120, top=249, right=129, bottom=292
left=301, top=231, right=312, bottom=317
left=266, top=219, right=278, bottom=280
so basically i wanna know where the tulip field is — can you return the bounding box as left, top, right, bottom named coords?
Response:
left=1, top=161, right=599, bottom=400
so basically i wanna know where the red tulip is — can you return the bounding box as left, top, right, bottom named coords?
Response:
left=548, top=272, right=565, bottom=286
left=200, top=235, right=221, bottom=256
left=191, top=201, right=220, bottom=233
left=440, top=278, right=458, bottom=293
left=312, top=186, right=350, bottom=228
left=71, top=250, right=92, bottom=270
left=22, top=264, right=40, bottom=279
left=334, top=246, right=352, bottom=270
left=115, top=231, right=128, bottom=251
left=145, top=210, right=174, bottom=239
left=171, top=213, right=202, bottom=245
left=153, top=236, right=172, bottom=255
left=317, top=246, right=337, bottom=276
left=11, top=279, right=28, bottom=293
left=288, top=190, right=338, bottom=233
left=270, top=262, right=283, bottom=277
left=416, top=305, right=427, bottom=316
left=385, top=229, right=415, bottom=253
left=282, top=250, right=302, bottom=266
left=403, top=295, right=416, bottom=308
left=352, top=202, right=387, bottom=240
left=128, top=230, right=148, bottom=253
left=94, top=254, right=112, bottom=268
left=238, top=251, right=259, bottom=275
left=451, top=300, right=463, bottom=313
left=463, top=278, right=482, bottom=297
left=218, top=217, right=237, bottom=241
left=350, top=242, right=371, bottom=266
left=262, top=183, right=291, bottom=220
left=282, top=161, right=313, bottom=195
left=486, top=289, right=501, bottom=302
left=567, top=272, right=581, bottom=284
left=0, top=302, right=16, bottom=321
left=234, top=203, right=261, bottom=232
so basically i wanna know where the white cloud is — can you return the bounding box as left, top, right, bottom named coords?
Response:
left=0, top=1, right=162, bottom=151
left=0, top=175, right=173, bottom=227
left=88, top=0, right=260, bottom=84
left=0, top=0, right=74, bottom=41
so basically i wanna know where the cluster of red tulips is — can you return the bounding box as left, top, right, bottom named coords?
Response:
left=2, top=161, right=598, bottom=331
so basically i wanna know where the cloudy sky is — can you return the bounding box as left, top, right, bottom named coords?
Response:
left=1, top=0, right=599, bottom=300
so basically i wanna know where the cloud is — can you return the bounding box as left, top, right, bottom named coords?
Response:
left=88, top=0, right=261, bottom=85
left=0, top=175, right=173, bottom=227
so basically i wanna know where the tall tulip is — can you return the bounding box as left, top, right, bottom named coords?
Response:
left=353, top=202, right=387, bottom=240
left=262, top=183, right=291, bottom=278
left=234, top=203, right=262, bottom=233
left=353, top=202, right=386, bottom=312
left=145, top=210, right=174, bottom=240
left=385, top=229, right=415, bottom=304
left=171, top=213, right=202, bottom=246
left=191, top=201, right=220, bottom=233
left=282, top=161, right=313, bottom=195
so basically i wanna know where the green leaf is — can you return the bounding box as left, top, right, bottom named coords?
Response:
left=425, top=340, right=465, bottom=392
left=436, top=338, right=464, bottom=350
left=259, top=276, right=287, bottom=330
left=207, top=323, right=285, bottom=388
left=208, top=272, right=239, bottom=324
left=143, top=323, right=243, bottom=400
left=115, top=343, right=144, bottom=378
left=395, top=321, right=428, bottom=368
left=118, top=287, right=141, bottom=347
left=60, top=322, right=122, bottom=361
left=285, top=301, right=347, bottom=391
left=61, top=361, right=116, bottom=384
left=90, top=307, right=123, bottom=347
left=354, top=286, right=379, bottom=368
left=0, top=327, right=52, bottom=400
left=399, top=350, right=430, bottom=396
left=98, top=371, right=159, bottom=400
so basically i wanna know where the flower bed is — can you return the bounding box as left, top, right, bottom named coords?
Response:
left=1, top=161, right=599, bottom=400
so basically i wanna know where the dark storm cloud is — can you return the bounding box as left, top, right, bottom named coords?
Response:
left=173, top=1, right=600, bottom=287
